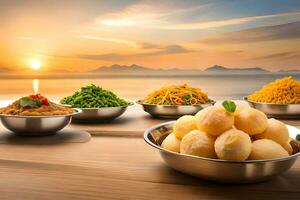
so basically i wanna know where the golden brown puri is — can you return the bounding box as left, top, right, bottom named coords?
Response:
left=214, top=128, right=251, bottom=161
left=195, top=106, right=234, bottom=137
left=180, top=130, right=216, bottom=158
left=234, top=107, right=268, bottom=135
left=249, top=139, right=289, bottom=160
left=173, top=115, right=197, bottom=139
left=161, top=102, right=293, bottom=161
left=255, top=118, right=289, bottom=147
left=161, top=133, right=181, bottom=153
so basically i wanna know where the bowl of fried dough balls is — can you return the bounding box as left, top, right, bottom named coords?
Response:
left=144, top=100, right=300, bottom=183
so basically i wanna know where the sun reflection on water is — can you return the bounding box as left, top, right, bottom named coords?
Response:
left=33, top=79, right=39, bottom=94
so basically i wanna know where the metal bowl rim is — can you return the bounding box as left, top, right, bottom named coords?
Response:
left=136, top=100, right=215, bottom=107
left=144, top=121, right=300, bottom=164
left=244, top=96, right=300, bottom=106
left=62, top=102, right=134, bottom=110
left=0, top=108, right=82, bottom=118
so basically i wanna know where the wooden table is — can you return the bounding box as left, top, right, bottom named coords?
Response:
left=0, top=105, right=299, bottom=200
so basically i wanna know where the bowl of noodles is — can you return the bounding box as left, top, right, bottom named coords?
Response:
left=137, top=84, right=214, bottom=118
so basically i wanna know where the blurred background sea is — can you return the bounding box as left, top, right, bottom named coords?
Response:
left=0, top=74, right=299, bottom=101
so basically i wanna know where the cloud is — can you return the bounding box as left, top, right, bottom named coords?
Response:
left=158, top=11, right=300, bottom=30
left=77, top=36, right=190, bottom=52
left=75, top=44, right=193, bottom=61
left=76, top=53, right=125, bottom=61
left=96, top=1, right=300, bottom=31
left=252, top=51, right=298, bottom=60
left=78, top=35, right=138, bottom=47
left=96, top=1, right=209, bottom=28
left=138, top=42, right=190, bottom=53
left=200, top=21, right=300, bottom=44
left=139, top=42, right=162, bottom=49
left=155, top=45, right=192, bottom=54
left=99, top=3, right=164, bottom=27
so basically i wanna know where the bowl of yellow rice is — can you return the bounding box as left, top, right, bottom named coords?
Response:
left=245, top=76, right=300, bottom=118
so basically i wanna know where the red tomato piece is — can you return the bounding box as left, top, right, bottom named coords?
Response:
left=41, top=97, right=50, bottom=106
left=29, top=94, right=38, bottom=99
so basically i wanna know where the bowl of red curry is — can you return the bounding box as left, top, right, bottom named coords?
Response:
left=0, top=94, right=81, bottom=136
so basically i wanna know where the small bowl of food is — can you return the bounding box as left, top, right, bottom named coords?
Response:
left=137, top=84, right=215, bottom=118
left=60, top=84, right=133, bottom=122
left=0, top=94, right=81, bottom=136
left=245, top=76, right=300, bottom=118
left=144, top=101, right=300, bottom=183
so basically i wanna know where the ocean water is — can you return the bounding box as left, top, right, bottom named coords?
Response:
left=0, top=74, right=298, bottom=101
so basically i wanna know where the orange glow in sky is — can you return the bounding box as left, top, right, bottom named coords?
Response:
left=0, top=1, right=299, bottom=73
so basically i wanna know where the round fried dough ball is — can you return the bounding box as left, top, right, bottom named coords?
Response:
left=161, top=133, right=181, bottom=153
left=180, top=130, right=216, bottom=158
left=234, top=107, right=268, bottom=135
left=173, top=115, right=197, bottom=139
left=249, top=139, right=289, bottom=160
left=255, top=118, right=289, bottom=147
left=214, top=129, right=251, bottom=161
left=195, top=106, right=234, bottom=137
left=234, top=102, right=248, bottom=115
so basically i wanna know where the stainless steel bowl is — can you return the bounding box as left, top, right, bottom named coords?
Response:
left=71, top=102, right=134, bottom=122
left=144, top=121, right=300, bottom=183
left=244, top=97, right=300, bottom=119
left=137, top=100, right=215, bottom=119
left=0, top=108, right=81, bottom=136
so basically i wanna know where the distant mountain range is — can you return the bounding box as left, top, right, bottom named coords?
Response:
left=89, top=64, right=278, bottom=75
left=278, top=69, right=300, bottom=73
left=92, top=64, right=154, bottom=72
left=0, top=67, right=14, bottom=73
left=0, top=64, right=298, bottom=79
left=204, top=65, right=268, bottom=72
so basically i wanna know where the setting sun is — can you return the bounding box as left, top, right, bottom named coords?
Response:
left=31, top=59, right=42, bottom=70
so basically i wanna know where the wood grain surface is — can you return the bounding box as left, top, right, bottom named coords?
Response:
left=0, top=102, right=299, bottom=200
left=0, top=136, right=299, bottom=200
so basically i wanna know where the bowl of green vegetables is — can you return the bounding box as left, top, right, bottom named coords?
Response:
left=60, top=84, right=133, bottom=122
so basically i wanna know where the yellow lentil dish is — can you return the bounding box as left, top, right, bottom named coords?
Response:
left=247, top=76, right=300, bottom=104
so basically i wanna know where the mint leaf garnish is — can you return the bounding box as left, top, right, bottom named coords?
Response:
left=222, top=100, right=236, bottom=113
left=17, top=97, right=41, bottom=108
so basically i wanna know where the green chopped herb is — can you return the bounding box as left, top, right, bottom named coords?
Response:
left=16, top=97, right=42, bottom=108
left=60, top=84, right=129, bottom=108
left=222, top=100, right=236, bottom=113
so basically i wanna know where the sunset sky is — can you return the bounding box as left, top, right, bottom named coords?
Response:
left=0, top=0, right=299, bottom=73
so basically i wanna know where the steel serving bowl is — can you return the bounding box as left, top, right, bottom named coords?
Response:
left=71, top=102, right=134, bottom=122
left=0, top=108, right=82, bottom=136
left=244, top=97, right=300, bottom=119
left=144, top=121, right=300, bottom=183
left=137, top=100, right=215, bottom=119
